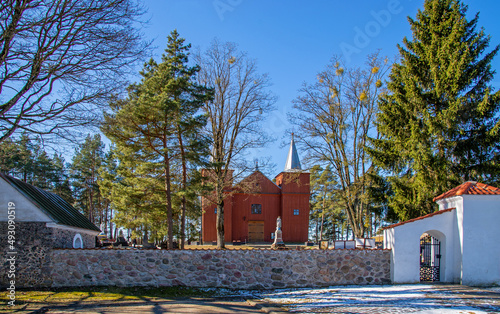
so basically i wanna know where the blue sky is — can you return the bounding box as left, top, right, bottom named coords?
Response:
left=136, top=0, right=500, bottom=174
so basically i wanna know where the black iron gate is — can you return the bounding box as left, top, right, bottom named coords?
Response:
left=420, top=235, right=441, bottom=282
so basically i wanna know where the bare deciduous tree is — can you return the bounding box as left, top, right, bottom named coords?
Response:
left=0, top=0, right=148, bottom=143
left=194, top=39, right=276, bottom=249
left=290, top=53, right=389, bottom=238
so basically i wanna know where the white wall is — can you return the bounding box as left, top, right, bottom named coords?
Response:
left=0, top=177, right=53, bottom=222
left=461, top=195, right=500, bottom=286
left=384, top=208, right=458, bottom=284
left=436, top=196, right=464, bottom=284
left=383, top=228, right=395, bottom=281
left=386, top=192, right=500, bottom=286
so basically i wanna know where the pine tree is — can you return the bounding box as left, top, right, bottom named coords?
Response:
left=13, top=133, right=36, bottom=182
left=97, top=148, right=119, bottom=238
left=102, top=30, right=212, bottom=248
left=309, top=165, right=343, bottom=242
left=108, top=147, right=170, bottom=243
left=51, top=154, right=74, bottom=205
left=0, top=137, right=21, bottom=176
left=70, top=134, right=106, bottom=224
left=369, top=0, right=500, bottom=220
left=165, top=31, right=212, bottom=248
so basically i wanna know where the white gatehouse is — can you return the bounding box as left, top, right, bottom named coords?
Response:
left=384, top=181, right=500, bottom=286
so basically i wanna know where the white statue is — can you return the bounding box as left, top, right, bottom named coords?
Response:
left=272, top=216, right=285, bottom=249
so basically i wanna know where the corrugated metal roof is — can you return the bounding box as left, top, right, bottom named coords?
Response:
left=284, top=133, right=302, bottom=171
left=433, top=181, right=500, bottom=202
left=1, top=173, right=100, bottom=231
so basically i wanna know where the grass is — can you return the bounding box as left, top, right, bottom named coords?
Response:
left=0, top=286, right=220, bottom=313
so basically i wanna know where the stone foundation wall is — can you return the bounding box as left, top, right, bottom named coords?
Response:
left=50, top=249, right=391, bottom=289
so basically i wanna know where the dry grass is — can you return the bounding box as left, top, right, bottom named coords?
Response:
left=0, top=286, right=218, bottom=313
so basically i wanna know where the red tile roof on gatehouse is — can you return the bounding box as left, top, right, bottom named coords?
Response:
left=383, top=207, right=456, bottom=230
left=433, top=181, right=500, bottom=202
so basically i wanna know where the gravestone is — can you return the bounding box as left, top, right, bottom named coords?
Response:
left=113, top=230, right=128, bottom=247
left=142, top=234, right=155, bottom=249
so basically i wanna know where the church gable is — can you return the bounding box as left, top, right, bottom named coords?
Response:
left=234, top=171, right=281, bottom=194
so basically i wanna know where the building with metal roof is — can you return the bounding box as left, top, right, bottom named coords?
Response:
left=0, top=172, right=100, bottom=249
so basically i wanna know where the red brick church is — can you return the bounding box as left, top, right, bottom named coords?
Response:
left=202, top=135, right=310, bottom=243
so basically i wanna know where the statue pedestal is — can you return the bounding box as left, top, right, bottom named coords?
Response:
left=271, top=229, right=286, bottom=249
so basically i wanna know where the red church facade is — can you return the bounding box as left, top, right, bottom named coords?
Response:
left=202, top=136, right=310, bottom=243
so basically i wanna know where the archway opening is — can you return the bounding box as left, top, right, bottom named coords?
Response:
left=73, top=233, right=83, bottom=249
left=420, top=230, right=445, bottom=282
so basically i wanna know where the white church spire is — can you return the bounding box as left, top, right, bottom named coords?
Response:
left=284, top=133, right=301, bottom=171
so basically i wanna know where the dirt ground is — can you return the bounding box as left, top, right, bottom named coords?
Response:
left=3, top=284, right=500, bottom=314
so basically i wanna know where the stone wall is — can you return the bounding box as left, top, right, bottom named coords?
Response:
left=50, top=249, right=390, bottom=289
left=51, top=228, right=95, bottom=249
left=0, top=222, right=96, bottom=288
left=0, top=222, right=53, bottom=287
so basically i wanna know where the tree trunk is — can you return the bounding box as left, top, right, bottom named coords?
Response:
left=320, top=208, right=325, bottom=242
left=177, top=129, right=188, bottom=250
left=164, top=156, right=174, bottom=249
left=109, top=207, right=113, bottom=239
left=319, top=188, right=326, bottom=242
left=216, top=200, right=225, bottom=249
left=180, top=197, right=186, bottom=249
left=104, top=202, right=108, bottom=236
left=315, top=212, right=319, bottom=243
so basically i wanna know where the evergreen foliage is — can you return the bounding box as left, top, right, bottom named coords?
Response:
left=309, top=165, right=345, bottom=242
left=369, top=0, right=500, bottom=220
left=70, top=134, right=106, bottom=225
left=0, top=133, right=73, bottom=204
left=102, top=30, right=212, bottom=247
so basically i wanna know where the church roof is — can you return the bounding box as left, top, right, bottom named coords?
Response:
left=433, top=181, right=500, bottom=202
left=0, top=172, right=100, bottom=231
left=284, top=133, right=301, bottom=171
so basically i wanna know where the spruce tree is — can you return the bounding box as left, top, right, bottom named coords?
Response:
left=369, top=0, right=500, bottom=220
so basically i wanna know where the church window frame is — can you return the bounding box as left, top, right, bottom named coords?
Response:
left=251, top=204, right=262, bottom=214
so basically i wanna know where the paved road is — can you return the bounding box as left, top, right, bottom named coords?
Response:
left=257, top=284, right=500, bottom=313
